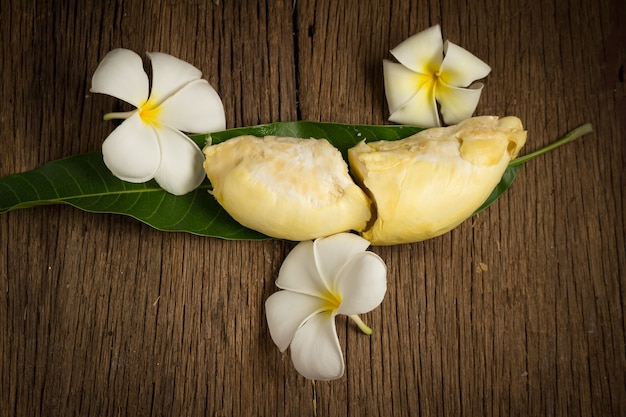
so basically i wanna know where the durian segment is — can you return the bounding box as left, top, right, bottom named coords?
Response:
left=348, top=116, right=526, bottom=245
left=203, top=135, right=372, bottom=241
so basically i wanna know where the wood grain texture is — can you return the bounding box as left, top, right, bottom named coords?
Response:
left=1, top=0, right=624, bottom=416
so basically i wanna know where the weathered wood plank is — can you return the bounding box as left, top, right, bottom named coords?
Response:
left=294, top=0, right=625, bottom=416
left=1, top=0, right=624, bottom=416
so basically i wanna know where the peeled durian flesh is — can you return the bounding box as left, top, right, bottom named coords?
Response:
left=348, top=116, right=527, bottom=245
left=203, top=135, right=372, bottom=241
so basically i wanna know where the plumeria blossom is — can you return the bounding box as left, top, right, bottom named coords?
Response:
left=383, top=24, right=491, bottom=127
left=265, top=233, right=387, bottom=380
left=91, top=48, right=226, bottom=195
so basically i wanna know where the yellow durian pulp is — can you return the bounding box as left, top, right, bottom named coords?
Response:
left=348, top=116, right=527, bottom=245
left=203, top=135, right=372, bottom=241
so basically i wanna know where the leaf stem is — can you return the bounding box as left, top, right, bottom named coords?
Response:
left=509, top=123, right=593, bottom=167
left=349, top=314, right=372, bottom=335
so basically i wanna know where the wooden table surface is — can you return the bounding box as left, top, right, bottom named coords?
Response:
left=1, top=0, right=624, bottom=416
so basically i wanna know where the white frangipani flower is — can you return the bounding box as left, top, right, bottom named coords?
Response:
left=265, top=233, right=387, bottom=380
left=91, top=48, right=226, bottom=195
left=383, top=24, right=491, bottom=127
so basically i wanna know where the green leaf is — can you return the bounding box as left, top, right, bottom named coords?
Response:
left=194, top=121, right=425, bottom=158
left=473, top=165, right=521, bottom=215
left=0, top=152, right=266, bottom=239
left=1, top=121, right=590, bottom=240
left=0, top=122, right=423, bottom=240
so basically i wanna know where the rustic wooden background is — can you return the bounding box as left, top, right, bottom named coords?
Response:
left=1, top=0, right=624, bottom=416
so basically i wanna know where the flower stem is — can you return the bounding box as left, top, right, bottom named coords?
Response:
left=103, top=110, right=136, bottom=121
left=349, top=314, right=373, bottom=335
left=509, top=123, right=593, bottom=167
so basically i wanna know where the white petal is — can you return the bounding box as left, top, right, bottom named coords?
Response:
left=383, top=60, right=432, bottom=114
left=152, top=126, right=206, bottom=195
left=91, top=48, right=149, bottom=108
left=313, top=233, right=371, bottom=287
left=265, top=291, right=328, bottom=352
left=289, top=312, right=344, bottom=380
left=390, top=25, right=443, bottom=74
left=335, top=252, right=387, bottom=315
left=276, top=240, right=329, bottom=297
left=388, top=81, right=441, bottom=127
left=436, top=81, right=485, bottom=125
left=101, top=113, right=160, bottom=182
left=147, top=52, right=203, bottom=105
left=158, top=79, right=226, bottom=133
left=439, top=41, right=491, bottom=87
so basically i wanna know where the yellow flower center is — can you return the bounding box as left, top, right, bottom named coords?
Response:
left=138, top=99, right=162, bottom=127
left=321, top=289, right=342, bottom=312
left=414, top=71, right=438, bottom=92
